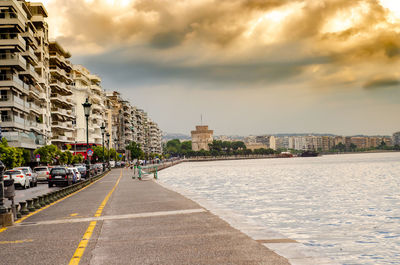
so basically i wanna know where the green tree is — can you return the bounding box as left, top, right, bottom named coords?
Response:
left=165, top=139, right=181, bottom=156
left=349, top=143, right=357, bottom=152
left=126, top=141, right=144, bottom=159
left=0, top=138, right=25, bottom=169
left=34, top=145, right=60, bottom=165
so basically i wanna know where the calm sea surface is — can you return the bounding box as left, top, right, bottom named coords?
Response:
left=159, top=153, right=400, bottom=265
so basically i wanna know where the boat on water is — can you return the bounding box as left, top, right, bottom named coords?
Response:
left=299, top=150, right=320, bottom=157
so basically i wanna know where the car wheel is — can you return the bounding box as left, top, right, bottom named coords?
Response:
left=34, top=180, right=38, bottom=187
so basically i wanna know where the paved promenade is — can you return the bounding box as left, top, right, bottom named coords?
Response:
left=0, top=168, right=290, bottom=265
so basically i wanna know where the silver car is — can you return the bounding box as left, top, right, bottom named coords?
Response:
left=34, top=166, right=50, bottom=182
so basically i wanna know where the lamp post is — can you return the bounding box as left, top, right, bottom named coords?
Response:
left=0, top=160, right=6, bottom=214
left=106, top=132, right=110, bottom=168
left=82, top=98, right=92, bottom=178
left=100, top=123, right=106, bottom=172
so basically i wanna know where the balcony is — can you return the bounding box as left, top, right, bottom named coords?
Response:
left=22, top=28, right=38, bottom=49
left=50, top=95, right=73, bottom=108
left=51, top=107, right=73, bottom=120
left=0, top=53, right=26, bottom=70
left=22, top=46, right=39, bottom=65
left=0, top=11, right=26, bottom=32
left=50, top=66, right=71, bottom=83
left=52, top=121, right=74, bottom=131
left=28, top=101, right=41, bottom=115
left=0, top=94, right=29, bottom=113
left=20, top=63, right=39, bottom=81
left=0, top=33, right=26, bottom=51
left=51, top=134, right=67, bottom=142
left=0, top=73, right=29, bottom=94
left=31, top=15, right=45, bottom=24
left=0, top=114, right=26, bottom=130
left=90, top=84, right=102, bottom=92
left=50, top=80, right=72, bottom=95
left=2, top=131, right=44, bottom=149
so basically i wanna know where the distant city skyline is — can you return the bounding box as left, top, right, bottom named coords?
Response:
left=42, top=0, right=400, bottom=135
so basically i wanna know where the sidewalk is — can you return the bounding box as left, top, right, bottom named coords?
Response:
left=0, top=168, right=290, bottom=265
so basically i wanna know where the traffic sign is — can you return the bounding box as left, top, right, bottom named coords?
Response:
left=35, top=154, right=40, bottom=159
left=119, top=154, right=122, bottom=158
left=87, top=148, right=94, bottom=157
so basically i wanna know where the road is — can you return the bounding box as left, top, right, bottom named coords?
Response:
left=4, top=182, right=61, bottom=208
left=0, top=168, right=290, bottom=265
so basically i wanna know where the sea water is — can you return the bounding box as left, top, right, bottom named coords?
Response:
left=159, top=152, right=400, bottom=265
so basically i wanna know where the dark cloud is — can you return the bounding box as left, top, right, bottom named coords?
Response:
left=363, top=77, right=400, bottom=90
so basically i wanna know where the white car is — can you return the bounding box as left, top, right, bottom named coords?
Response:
left=13, top=167, right=38, bottom=187
left=69, top=167, right=81, bottom=182
left=3, top=170, right=30, bottom=189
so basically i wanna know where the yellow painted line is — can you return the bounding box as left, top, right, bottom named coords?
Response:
left=69, top=169, right=123, bottom=265
left=70, top=213, right=78, bottom=217
left=0, top=239, right=33, bottom=244
left=0, top=171, right=111, bottom=234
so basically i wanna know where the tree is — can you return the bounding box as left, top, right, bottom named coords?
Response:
left=126, top=141, right=144, bottom=159
left=165, top=139, right=181, bottom=156
left=93, top=146, right=104, bottom=161
left=232, top=141, right=246, bottom=150
left=0, top=138, right=24, bottom=169
left=334, top=143, right=346, bottom=152
left=34, top=145, right=60, bottom=165
left=349, top=143, right=357, bottom=152
left=180, top=141, right=192, bottom=156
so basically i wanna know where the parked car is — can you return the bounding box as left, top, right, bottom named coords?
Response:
left=3, top=170, right=30, bottom=189
left=14, top=167, right=37, bottom=187
left=48, top=167, right=74, bottom=187
left=76, top=166, right=87, bottom=179
left=34, top=166, right=50, bottom=182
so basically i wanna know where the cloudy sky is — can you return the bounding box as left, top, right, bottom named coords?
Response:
left=41, top=0, right=400, bottom=136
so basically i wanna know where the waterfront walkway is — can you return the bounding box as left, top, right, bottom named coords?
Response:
left=0, top=168, right=289, bottom=265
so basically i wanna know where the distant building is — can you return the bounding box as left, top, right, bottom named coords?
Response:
left=393, top=132, right=400, bottom=146
left=191, top=125, right=213, bottom=151
left=245, top=135, right=276, bottom=150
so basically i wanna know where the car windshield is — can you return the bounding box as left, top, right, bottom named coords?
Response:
left=51, top=168, right=66, bottom=175
left=15, top=168, right=29, bottom=173
left=35, top=167, right=47, bottom=172
left=77, top=167, right=85, bottom=171
left=4, top=170, right=22, bottom=175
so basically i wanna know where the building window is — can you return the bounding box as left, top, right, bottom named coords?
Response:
left=0, top=90, right=7, bottom=101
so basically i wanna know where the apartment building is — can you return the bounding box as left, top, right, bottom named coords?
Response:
left=105, top=91, right=122, bottom=151
left=0, top=0, right=47, bottom=150
left=71, top=65, right=109, bottom=145
left=393, top=132, right=400, bottom=146
left=48, top=41, right=74, bottom=148
left=148, top=120, right=162, bottom=154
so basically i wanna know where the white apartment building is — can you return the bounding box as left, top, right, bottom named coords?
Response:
left=71, top=65, right=108, bottom=145
left=49, top=41, right=74, bottom=148
left=0, top=0, right=48, bottom=150
left=148, top=120, right=162, bottom=154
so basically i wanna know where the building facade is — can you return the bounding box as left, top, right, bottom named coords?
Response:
left=191, top=125, right=213, bottom=151
left=0, top=0, right=48, bottom=150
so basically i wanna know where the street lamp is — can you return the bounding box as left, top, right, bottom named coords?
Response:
left=106, top=132, right=110, bottom=169
left=100, top=122, right=106, bottom=171
left=0, top=160, right=6, bottom=214
left=82, top=98, right=92, bottom=177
